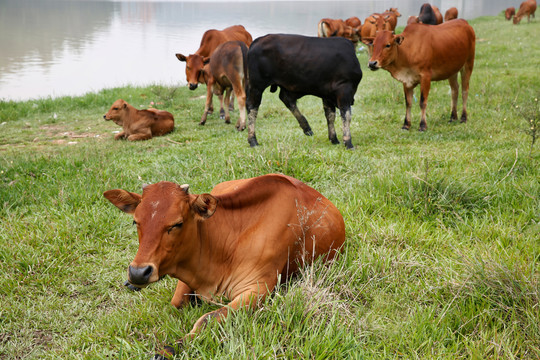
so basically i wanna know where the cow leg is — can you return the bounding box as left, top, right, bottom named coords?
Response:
left=223, top=88, right=231, bottom=124
left=200, top=80, right=214, bottom=125
left=234, top=86, right=247, bottom=132
left=170, top=280, right=193, bottom=308
left=402, top=84, right=414, bottom=130
left=460, top=62, right=473, bottom=123
left=339, top=106, right=354, bottom=149
left=322, top=99, right=339, bottom=145
left=229, top=92, right=235, bottom=111
left=218, top=93, right=226, bottom=120
left=127, top=130, right=152, bottom=141
left=419, top=77, right=431, bottom=131
left=247, top=89, right=263, bottom=147
left=279, top=89, right=313, bottom=136
left=448, top=73, right=459, bottom=122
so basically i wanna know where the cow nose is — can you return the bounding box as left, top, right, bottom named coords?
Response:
left=368, top=61, right=379, bottom=70
left=128, top=265, right=154, bottom=285
left=188, top=83, right=198, bottom=90
left=103, top=115, right=107, bottom=119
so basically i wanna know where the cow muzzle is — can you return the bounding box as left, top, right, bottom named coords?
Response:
left=188, top=83, right=198, bottom=90
left=368, top=61, right=380, bottom=71
left=128, top=264, right=156, bottom=287
left=103, top=115, right=110, bottom=120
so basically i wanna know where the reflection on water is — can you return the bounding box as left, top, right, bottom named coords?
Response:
left=0, top=0, right=521, bottom=101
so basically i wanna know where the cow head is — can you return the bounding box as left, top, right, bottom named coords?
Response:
left=103, top=99, right=128, bottom=125
left=175, top=53, right=211, bottom=90
left=386, top=8, right=401, bottom=17
left=368, top=30, right=402, bottom=71
left=505, top=7, right=515, bottom=20
left=104, top=182, right=218, bottom=288
left=361, top=14, right=391, bottom=46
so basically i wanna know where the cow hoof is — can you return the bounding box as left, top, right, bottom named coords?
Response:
left=418, top=127, right=427, bottom=132
left=304, top=130, right=314, bottom=136
left=220, top=109, right=226, bottom=119
left=153, top=345, right=175, bottom=360
left=330, top=137, right=339, bottom=145
left=123, top=280, right=141, bottom=292
left=199, top=122, right=206, bottom=126
left=401, top=125, right=410, bottom=131
left=460, top=114, right=467, bottom=123
left=344, top=140, right=354, bottom=150
left=225, top=119, right=231, bottom=124
left=248, top=137, right=259, bottom=147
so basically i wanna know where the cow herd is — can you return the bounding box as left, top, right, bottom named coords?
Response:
left=102, top=2, right=536, bottom=359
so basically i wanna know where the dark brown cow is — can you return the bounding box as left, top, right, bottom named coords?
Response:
left=317, top=18, right=361, bottom=45
left=201, top=41, right=248, bottom=130
left=103, top=99, right=174, bottom=141
left=104, top=174, right=346, bottom=359
left=514, top=0, right=537, bottom=24
left=418, top=3, right=439, bottom=25
left=505, top=7, right=516, bottom=20
left=175, top=25, right=252, bottom=123
left=444, top=7, right=459, bottom=21
left=360, top=13, right=392, bottom=53
left=368, top=20, right=476, bottom=131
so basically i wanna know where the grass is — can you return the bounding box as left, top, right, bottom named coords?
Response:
left=1, top=14, right=539, bottom=359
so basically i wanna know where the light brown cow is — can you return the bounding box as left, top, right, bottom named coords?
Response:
left=345, top=16, right=362, bottom=29
left=505, top=7, right=516, bottom=20
left=200, top=41, right=248, bottom=130
left=368, top=20, right=476, bottom=131
left=361, top=13, right=392, bottom=53
left=175, top=25, right=252, bottom=123
left=103, top=99, right=174, bottom=141
left=382, top=7, right=402, bottom=30
left=407, top=15, right=420, bottom=24
left=317, top=18, right=361, bottom=46
left=444, top=7, right=459, bottom=21
left=432, top=5, right=444, bottom=24
left=104, top=174, right=345, bottom=359
left=514, top=0, right=537, bottom=24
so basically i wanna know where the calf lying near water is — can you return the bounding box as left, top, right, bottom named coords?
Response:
left=103, top=99, right=174, bottom=141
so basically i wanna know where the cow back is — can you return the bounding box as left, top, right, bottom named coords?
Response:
left=197, top=25, right=252, bottom=57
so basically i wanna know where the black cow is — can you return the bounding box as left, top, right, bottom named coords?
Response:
left=245, top=34, right=362, bottom=149
left=418, top=3, right=438, bottom=25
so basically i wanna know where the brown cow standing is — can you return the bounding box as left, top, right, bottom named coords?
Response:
left=345, top=16, right=362, bottom=29
left=103, top=99, right=174, bottom=141
left=444, top=7, right=458, bottom=21
left=505, top=7, right=516, bottom=20
left=432, top=5, right=444, bottom=24
left=175, top=25, right=252, bottom=123
left=317, top=18, right=361, bottom=46
left=361, top=13, right=392, bottom=54
left=104, top=174, right=346, bottom=359
left=201, top=41, right=249, bottom=130
left=382, top=7, right=402, bottom=30
left=368, top=20, right=476, bottom=131
left=513, top=0, right=537, bottom=24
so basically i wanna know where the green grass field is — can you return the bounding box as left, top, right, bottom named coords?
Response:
left=1, top=14, right=539, bottom=359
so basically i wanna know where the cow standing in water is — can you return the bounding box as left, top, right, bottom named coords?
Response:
left=175, top=25, right=252, bottom=124
left=246, top=34, right=362, bottom=149
left=104, top=174, right=345, bottom=359
left=368, top=20, right=476, bottom=131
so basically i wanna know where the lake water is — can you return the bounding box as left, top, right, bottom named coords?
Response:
left=0, top=0, right=521, bottom=101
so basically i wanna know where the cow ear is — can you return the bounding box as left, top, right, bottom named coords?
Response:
left=176, top=53, right=187, bottom=62
left=395, top=35, right=404, bottom=45
left=104, top=189, right=142, bottom=214
left=191, top=193, right=217, bottom=220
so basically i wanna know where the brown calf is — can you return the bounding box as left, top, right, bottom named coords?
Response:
left=200, top=41, right=249, bottom=130
left=103, top=99, right=174, bottom=141
left=505, top=7, right=516, bottom=20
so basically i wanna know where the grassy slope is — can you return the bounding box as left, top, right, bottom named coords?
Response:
left=0, top=15, right=539, bottom=359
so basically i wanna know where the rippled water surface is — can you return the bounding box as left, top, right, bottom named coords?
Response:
left=0, top=0, right=519, bottom=100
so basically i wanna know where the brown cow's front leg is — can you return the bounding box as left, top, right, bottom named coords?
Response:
left=235, top=87, right=247, bottom=131
left=200, top=80, right=214, bottom=125
left=448, top=73, right=459, bottom=122
left=323, top=100, right=339, bottom=145
left=114, top=131, right=126, bottom=140
left=127, top=129, right=152, bottom=141
left=402, top=84, right=414, bottom=130
left=460, top=64, right=473, bottom=123
left=170, top=280, right=193, bottom=308
left=419, top=77, right=431, bottom=131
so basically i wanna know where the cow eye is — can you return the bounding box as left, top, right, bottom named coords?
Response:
left=385, top=44, right=391, bottom=48
left=113, top=107, right=119, bottom=110
left=167, top=222, right=183, bottom=234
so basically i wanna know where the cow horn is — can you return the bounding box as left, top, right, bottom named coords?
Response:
left=180, top=184, right=190, bottom=194
left=142, top=183, right=150, bottom=190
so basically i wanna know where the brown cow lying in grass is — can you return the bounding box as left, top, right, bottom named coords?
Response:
left=103, top=99, right=174, bottom=141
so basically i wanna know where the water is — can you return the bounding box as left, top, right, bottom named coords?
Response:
left=0, top=0, right=520, bottom=101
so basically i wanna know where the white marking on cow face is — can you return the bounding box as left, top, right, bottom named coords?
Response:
left=151, top=201, right=160, bottom=219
